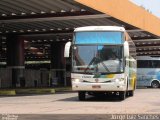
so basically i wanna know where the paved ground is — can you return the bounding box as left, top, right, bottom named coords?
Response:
left=0, top=89, right=159, bottom=115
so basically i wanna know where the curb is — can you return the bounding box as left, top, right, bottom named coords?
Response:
left=15, top=88, right=55, bottom=94
left=55, top=87, right=72, bottom=92
left=0, top=89, right=16, bottom=96
left=0, top=87, right=72, bottom=96
left=0, top=88, right=55, bottom=96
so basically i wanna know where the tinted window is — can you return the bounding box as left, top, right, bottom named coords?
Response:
left=75, top=32, right=123, bottom=44
left=137, top=60, right=160, bottom=68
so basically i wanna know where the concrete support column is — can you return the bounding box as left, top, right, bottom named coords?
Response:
left=51, top=42, right=66, bottom=86
left=6, top=34, right=25, bottom=88
left=0, top=36, right=2, bottom=59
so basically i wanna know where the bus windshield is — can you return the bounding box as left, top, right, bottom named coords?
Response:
left=73, top=45, right=124, bottom=74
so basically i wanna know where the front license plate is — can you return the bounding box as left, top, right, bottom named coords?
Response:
left=92, top=85, right=101, bottom=89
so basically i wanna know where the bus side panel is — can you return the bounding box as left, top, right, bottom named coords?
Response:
left=129, top=60, right=137, bottom=90
left=137, top=68, right=160, bottom=87
left=127, top=59, right=137, bottom=90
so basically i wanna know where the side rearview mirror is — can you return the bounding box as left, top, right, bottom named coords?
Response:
left=124, top=41, right=129, bottom=57
left=64, top=42, right=71, bottom=57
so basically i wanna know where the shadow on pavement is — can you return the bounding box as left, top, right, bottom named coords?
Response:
left=58, top=94, right=129, bottom=102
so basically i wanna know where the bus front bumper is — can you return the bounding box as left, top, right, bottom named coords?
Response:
left=72, top=82, right=126, bottom=91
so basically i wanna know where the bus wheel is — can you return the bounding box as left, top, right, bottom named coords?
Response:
left=119, top=91, right=126, bottom=100
left=129, top=90, right=134, bottom=97
left=78, top=91, right=86, bottom=101
left=151, top=81, right=160, bottom=88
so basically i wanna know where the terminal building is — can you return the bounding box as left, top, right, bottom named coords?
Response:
left=0, top=0, right=160, bottom=88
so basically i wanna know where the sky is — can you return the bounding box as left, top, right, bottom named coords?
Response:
left=130, top=0, right=160, bottom=18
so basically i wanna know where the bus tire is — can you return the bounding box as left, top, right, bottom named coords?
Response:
left=129, top=90, right=134, bottom=97
left=151, top=81, right=160, bottom=88
left=119, top=91, right=126, bottom=100
left=78, top=91, right=86, bottom=101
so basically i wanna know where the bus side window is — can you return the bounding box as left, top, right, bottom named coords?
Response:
left=154, top=60, right=160, bottom=68
left=158, top=61, right=160, bottom=68
left=149, top=61, right=153, bottom=68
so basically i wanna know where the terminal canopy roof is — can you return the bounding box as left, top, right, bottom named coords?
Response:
left=0, top=0, right=160, bottom=62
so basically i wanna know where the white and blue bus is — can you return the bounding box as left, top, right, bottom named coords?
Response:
left=137, top=56, right=160, bottom=88
left=65, top=26, right=137, bottom=100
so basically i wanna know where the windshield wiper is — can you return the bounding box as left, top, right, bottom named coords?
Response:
left=84, top=57, right=110, bottom=73
left=84, top=57, right=96, bottom=73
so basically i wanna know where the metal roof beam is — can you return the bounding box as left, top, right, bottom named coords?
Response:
left=0, top=14, right=110, bottom=23
left=137, top=51, right=160, bottom=53
left=134, top=39, right=160, bottom=42
left=126, top=29, right=144, bottom=32
left=136, top=46, right=160, bottom=49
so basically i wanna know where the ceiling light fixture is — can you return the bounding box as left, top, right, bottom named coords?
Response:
left=21, top=12, right=26, bottom=15
left=2, top=14, right=7, bottom=16
left=31, top=12, right=36, bottom=15
left=41, top=11, right=46, bottom=14
left=11, top=13, right=16, bottom=16
left=50, top=11, right=56, bottom=13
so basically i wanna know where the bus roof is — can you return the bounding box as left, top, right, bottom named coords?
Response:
left=137, top=56, right=160, bottom=60
left=74, top=26, right=125, bottom=32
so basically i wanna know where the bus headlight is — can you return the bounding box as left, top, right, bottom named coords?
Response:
left=114, top=78, right=125, bottom=82
left=72, top=79, right=82, bottom=82
left=115, top=79, right=120, bottom=82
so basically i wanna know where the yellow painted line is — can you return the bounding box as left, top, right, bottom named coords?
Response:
left=0, top=90, right=16, bottom=95
left=0, top=87, right=72, bottom=95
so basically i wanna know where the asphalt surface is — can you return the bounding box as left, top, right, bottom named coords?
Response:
left=0, top=89, right=160, bottom=119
